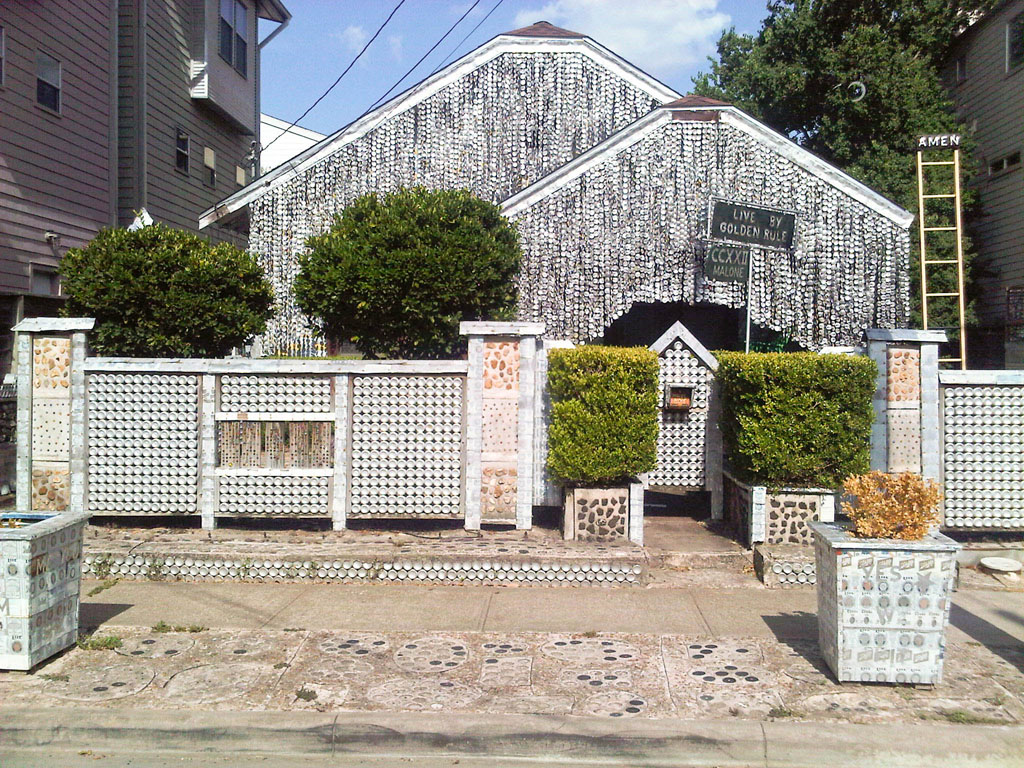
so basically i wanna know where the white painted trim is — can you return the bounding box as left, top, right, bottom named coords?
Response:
left=214, top=468, right=333, bottom=477
left=214, top=411, right=334, bottom=421
left=502, top=110, right=669, bottom=216
left=715, top=109, right=913, bottom=227
left=12, top=318, right=94, bottom=333
left=939, top=370, right=1024, bottom=385
left=502, top=106, right=913, bottom=228
left=649, top=321, right=719, bottom=371
left=200, top=35, right=680, bottom=227
left=83, top=358, right=469, bottom=375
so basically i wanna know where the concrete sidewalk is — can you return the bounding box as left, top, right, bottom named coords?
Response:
left=80, top=578, right=1024, bottom=645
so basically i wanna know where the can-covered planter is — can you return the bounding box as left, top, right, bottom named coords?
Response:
left=0, top=510, right=89, bottom=670
left=811, top=521, right=960, bottom=685
left=563, top=482, right=644, bottom=545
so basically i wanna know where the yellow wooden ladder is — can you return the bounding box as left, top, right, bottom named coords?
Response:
left=915, top=136, right=967, bottom=369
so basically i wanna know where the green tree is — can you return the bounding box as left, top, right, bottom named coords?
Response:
left=295, top=187, right=521, bottom=359
left=693, top=1, right=997, bottom=344
left=61, top=224, right=274, bottom=357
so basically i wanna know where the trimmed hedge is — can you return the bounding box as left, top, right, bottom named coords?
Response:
left=547, top=346, right=659, bottom=486
left=716, top=351, right=876, bottom=488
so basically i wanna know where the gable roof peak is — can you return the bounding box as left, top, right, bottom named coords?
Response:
left=502, top=20, right=587, bottom=39
left=662, top=94, right=731, bottom=109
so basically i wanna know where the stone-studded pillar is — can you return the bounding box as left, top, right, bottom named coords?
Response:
left=13, top=318, right=95, bottom=514
left=461, top=322, right=545, bottom=530
left=865, top=329, right=947, bottom=481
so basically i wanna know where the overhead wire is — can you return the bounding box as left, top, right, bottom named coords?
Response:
left=363, top=0, right=484, bottom=114
left=429, top=0, right=507, bottom=76
left=261, top=0, right=409, bottom=154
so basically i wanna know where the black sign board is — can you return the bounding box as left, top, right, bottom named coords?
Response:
left=704, top=242, right=750, bottom=283
left=710, top=201, right=795, bottom=250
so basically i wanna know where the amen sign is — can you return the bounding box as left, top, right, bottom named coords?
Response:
left=710, top=201, right=795, bottom=250
left=916, top=134, right=961, bottom=151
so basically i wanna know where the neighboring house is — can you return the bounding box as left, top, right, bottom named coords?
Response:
left=944, top=0, right=1024, bottom=367
left=0, top=0, right=290, bottom=372
left=259, top=114, right=324, bottom=175
left=202, top=21, right=912, bottom=358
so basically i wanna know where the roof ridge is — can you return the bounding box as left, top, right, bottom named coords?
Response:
left=502, top=20, right=587, bottom=38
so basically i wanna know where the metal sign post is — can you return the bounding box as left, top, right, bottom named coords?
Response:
left=745, top=252, right=753, bottom=353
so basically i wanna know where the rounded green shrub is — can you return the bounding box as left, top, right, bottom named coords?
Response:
left=60, top=224, right=274, bottom=357
left=715, top=351, right=876, bottom=488
left=547, top=346, right=659, bottom=486
left=294, top=187, right=520, bottom=359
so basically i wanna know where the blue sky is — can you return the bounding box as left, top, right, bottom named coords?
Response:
left=259, top=0, right=769, bottom=136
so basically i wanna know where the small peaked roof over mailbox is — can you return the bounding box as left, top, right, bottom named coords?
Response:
left=503, top=98, right=913, bottom=349
left=650, top=322, right=719, bottom=371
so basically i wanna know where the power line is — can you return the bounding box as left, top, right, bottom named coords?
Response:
left=430, top=0, right=507, bottom=76
left=364, top=0, right=484, bottom=114
left=261, top=0, right=409, bottom=154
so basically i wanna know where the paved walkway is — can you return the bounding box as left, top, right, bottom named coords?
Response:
left=2, top=579, right=1023, bottom=766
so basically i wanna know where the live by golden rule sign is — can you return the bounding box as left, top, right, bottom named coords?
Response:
left=710, top=200, right=795, bottom=250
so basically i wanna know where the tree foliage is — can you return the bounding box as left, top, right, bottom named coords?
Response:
left=295, top=187, right=521, bottom=359
left=693, top=0, right=998, bottom=337
left=60, top=224, right=275, bottom=357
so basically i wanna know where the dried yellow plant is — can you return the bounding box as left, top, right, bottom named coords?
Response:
left=842, top=471, right=942, bottom=540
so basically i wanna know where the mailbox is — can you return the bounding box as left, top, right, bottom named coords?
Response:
left=664, top=384, right=693, bottom=412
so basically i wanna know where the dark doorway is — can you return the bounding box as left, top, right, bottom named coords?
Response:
left=599, top=301, right=742, bottom=351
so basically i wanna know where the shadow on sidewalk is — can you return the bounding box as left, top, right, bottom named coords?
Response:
left=950, top=603, right=1024, bottom=674
left=80, top=602, right=132, bottom=629
left=762, top=611, right=836, bottom=681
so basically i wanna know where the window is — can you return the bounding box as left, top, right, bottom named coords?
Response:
left=989, top=150, right=1022, bottom=175
left=175, top=130, right=190, bottom=173
left=36, top=51, right=61, bottom=112
left=203, top=146, right=216, bottom=186
left=30, top=265, right=60, bottom=296
left=235, top=164, right=246, bottom=186
left=219, top=0, right=248, bottom=77
left=1009, top=12, right=1024, bottom=70
left=955, top=54, right=967, bottom=84
left=1, top=27, right=6, bottom=87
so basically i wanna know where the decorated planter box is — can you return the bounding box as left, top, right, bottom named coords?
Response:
left=724, top=470, right=836, bottom=548
left=0, top=511, right=89, bottom=670
left=563, top=482, right=644, bottom=545
left=811, top=521, right=960, bottom=685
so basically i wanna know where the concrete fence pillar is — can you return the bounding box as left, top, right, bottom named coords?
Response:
left=13, top=318, right=95, bottom=514
left=865, top=329, right=947, bottom=482
left=461, top=321, right=545, bottom=530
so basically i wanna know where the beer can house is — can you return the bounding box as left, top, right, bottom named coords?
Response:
left=200, top=22, right=913, bottom=354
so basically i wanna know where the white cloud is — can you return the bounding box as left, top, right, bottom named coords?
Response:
left=387, top=34, right=404, bottom=61
left=335, top=25, right=369, bottom=54
left=513, top=0, right=729, bottom=79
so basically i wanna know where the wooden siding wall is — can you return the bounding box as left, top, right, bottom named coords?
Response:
left=948, top=0, right=1024, bottom=329
left=0, top=0, right=116, bottom=295
left=118, top=0, right=252, bottom=246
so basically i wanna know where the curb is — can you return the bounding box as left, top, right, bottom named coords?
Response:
left=3, top=707, right=1024, bottom=767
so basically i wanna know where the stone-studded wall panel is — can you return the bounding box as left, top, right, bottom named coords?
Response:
left=479, top=341, right=520, bottom=522
left=86, top=374, right=200, bottom=515
left=349, top=375, right=464, bottom=518
left=566, top=487, right=629, bottom=542
left=943, top=385, right=1024, bottom=528
left=249, top=51, right=661, bottom=356
left=512, top=121, right=909, bottom=347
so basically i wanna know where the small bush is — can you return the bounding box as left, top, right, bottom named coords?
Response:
left=61, top=224, right=274, bottom=357
left=77, top=633, right=122, bottom=651
left=295, top=187, right=520, bottom=359
left=547, top=346, right=659, bottom=486
left=843, top=471, right=941, bottom=540
left=716, top=352, right=876, bottom=488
